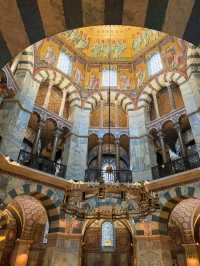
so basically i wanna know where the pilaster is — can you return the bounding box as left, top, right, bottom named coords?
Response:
left=128, top=108, right=153, bottom=181
left=43, top=233, right=81, bottom=266
left=0, top=71, right=40, bottom=160
left=135, top=235, right=173, bottom=266
left=64, top=107, right=90, bottom=180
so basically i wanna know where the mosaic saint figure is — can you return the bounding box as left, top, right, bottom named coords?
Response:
left=120, top=74, right=130, bottom=90
left=44, top=46, right=56, bottom=65
left=75, top=68, right=82, bottom=84
left=112, top=41, right=126, bottom=58
left=75, top=33, right=89, bottom=49
left=88, top=73, right=99, bottom=90
left=136, top=70, right=146, bottom=88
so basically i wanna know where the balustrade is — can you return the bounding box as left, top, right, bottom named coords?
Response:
left=85, top=168, right=132, bottom=183
left=17, top=150, right=66, bottom=178
left=152, top=152, right=200, bottom=179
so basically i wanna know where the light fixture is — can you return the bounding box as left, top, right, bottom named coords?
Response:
left=62, top=181, right=159, bottom=220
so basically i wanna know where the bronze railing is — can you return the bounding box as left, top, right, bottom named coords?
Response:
left=85, top=168, right=132, bottom=183
left=17, top=150, right=66, bottom=178
left=152, top=152, right=200, bottom=179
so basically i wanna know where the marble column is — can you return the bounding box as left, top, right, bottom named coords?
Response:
left=10, top=239, right=33, bottom=266
left=51, top=128, right=62, bottom=161
left=167, top=85, right=176, bottom=110
left=158, top=131, right=167, bottom=163
left=115, top=101, right=119, bottom=127
left=32, top=120, right=45, bottom=155
left=174, top=123, right=187, bottom=157
left=100, top=100, right=104, bottom=127
left=182, top=243, right=200, bottom=266
left=180, top=75, right=200, bottom=156
left=27, top=243, right=46, bottom=266
left=128, top=108, right=153, bottom=181
left=43, top=233, right=81, bottom=266
left=0, top=71, right=40, bottom=160
left=43, top=82, right=53, bottom=109
left=63, top=107, right=90, bottom=180
left=59, top=88, right=68, bottom=117
left=115, top=138, right=120, bottom=170
left=152, top=91, right=160, bottom=119
left=136, top=236, right=173, bottom=266
left=97, top=138, right=103, bottom=169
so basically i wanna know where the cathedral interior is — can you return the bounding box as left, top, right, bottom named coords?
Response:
left=0, top=1, right=200, bottom=266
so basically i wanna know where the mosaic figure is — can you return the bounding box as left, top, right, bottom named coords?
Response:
left=120, top=74, right=130, bottom=90
left=88, top=73, right=99, bottom=90
left=75, top=68, right=82, bottom=84
left=136, top=70, right=146, bottom=88
left=44, top=46, right=57, bottom=65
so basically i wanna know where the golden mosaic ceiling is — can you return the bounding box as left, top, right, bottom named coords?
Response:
left=57, top=26, right=166, bottom=61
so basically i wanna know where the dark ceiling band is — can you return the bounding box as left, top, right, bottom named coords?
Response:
left=183, top=0, right=200, bottom=46
left=63, top=0, right=83, bottom=29
left=105, top=0, right=124, bottom=25
left=145, top=0, right=169, bottom=31
left=0, top=32, right=11, bottom=67
left=16, top=0, right=45, bottom=44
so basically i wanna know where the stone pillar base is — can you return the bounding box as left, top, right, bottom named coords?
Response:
left=43, top=233, right=81, bottom=266
left=135, top=235, right=173, bottom=266
left=182, top=243, right=200, bottom=266
left=10, top=239, right=33, bottom=266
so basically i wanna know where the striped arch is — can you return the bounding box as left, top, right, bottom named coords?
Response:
left=3, top=183, right=65, bottom=233
left=137, top=71, right=187, bottom=108
left=15, top=46, right=35, bottom=75
left=34, top=68, right=81, bottom=108
left=151, top=183, right=200, bottom=236
left=84, top=91, right=134, bottom=112
left=187, top=44, right=200, bottom=78
left=169, top=198, right=200, bottom=244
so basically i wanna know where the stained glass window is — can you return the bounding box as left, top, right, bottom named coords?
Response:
left=102, top=69, right=117, bottom=87
left=57, top=51, right=72, bottom=75
left=101, top=221, right=114, bottom=248
left=147, top=52, right=163, bottom=77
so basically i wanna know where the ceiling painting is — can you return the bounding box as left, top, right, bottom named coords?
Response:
left=33, top=26, right=188, bottom=105
left=58, top=26, right=166, bottom=62
left=135, top=61, right=148, bottom=93
left=161, top=38, right=186, bottom=73
left=37, top=39, right=60, bottom=66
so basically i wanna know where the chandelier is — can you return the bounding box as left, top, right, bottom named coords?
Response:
left=61, top=181, right=159, bottom=220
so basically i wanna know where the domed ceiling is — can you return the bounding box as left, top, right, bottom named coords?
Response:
left=34, top=25, right=187, bottom=99
left=56, top=26, right=166, bottom=62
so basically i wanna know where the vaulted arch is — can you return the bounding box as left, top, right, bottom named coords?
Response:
left=85, top=91, right=134, bottom=113
left=137, top=71, right=187, bottom=108
left=34, top=68, right=81, bottom=108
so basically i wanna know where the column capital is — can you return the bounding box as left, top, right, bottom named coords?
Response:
left=157, top=130, right=165, bottom=138
left=115, top=138, right=120, bottom=144
left=15, top=238, right=33, bottom=246
left=48, top=81, right=54, bottom=88
left=54, top=127, right=63, bottom=137
left=98, top=137, right=103, bottom=144
left=38, top=119, right=45, bottom=128
left=173, top=122, right=181, bottom=131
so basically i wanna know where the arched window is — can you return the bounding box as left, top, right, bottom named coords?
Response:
left=147, top=52, right=163, bottom=77
left=101, top=221, right=114, bottom=248
left=102, top=69, right=117, bottom=87
left=102, top=163, right=115, bottom=183
left=57, top=51, right=72, bottom=75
